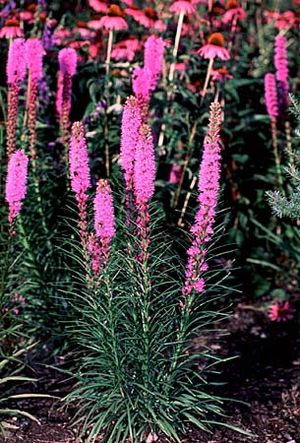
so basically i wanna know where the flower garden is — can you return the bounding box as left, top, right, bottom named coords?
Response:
left=0, top=0, right=300, bottom=442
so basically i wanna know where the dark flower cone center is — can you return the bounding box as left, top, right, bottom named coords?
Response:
left=208, top=32, right=225, bottom=47
left=5, top=18, right=20, bottom=27
left=144, top=7, right=158, bottom=20
left=108, top=4, right=124, bottom=17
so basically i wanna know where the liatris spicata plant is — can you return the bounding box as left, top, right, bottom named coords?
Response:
left=25, top=38, right=44, bottom=162
left=183, top=100, right=223, bottom=297
left=65, top=97, right=237, bottom=443
left=5, top=149, right=29, bottom=234
left=133, top=123, right=156, bottom=264
left=88, top=179, right=115, bottom=278
left=274, top=35, right=289, bottom=117
left=57, top=48, right=77, bottom=146
left=6, top=38, right=26, bottom=158
left=264, top=73, right=282, bottom=187
left=120, top=96, right=142, bottom=224
left=69, top=121, right=91, bottom=245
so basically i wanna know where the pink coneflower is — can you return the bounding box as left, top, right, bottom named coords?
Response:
left=274, top=35, right=289, bottom=115
left=198, top=32, right=230, bottom=60
left=98, top=4, right=128, bottom=30
left=182, top=101, right=223, bottom=297
left=74, top=21, right=96, bottom=39
left=88, top=0, right=109, bottom=13
left=222, top=0, right=247, bottom=24
left=198, top=33, right=230, bottom=101
left=268, top=301, right=295, bottom=322
left=25, top=38, right=44, bottom=162
left=5, top=149, right=29, bottom=232
left=6, top=38, right=26, bottom=158
left=134, top=123, right=156, bottom=264
left=131, top=7, right=166, bottom=31
left=0, top=18, right=23, bottom=38
left=111, top=37, right=141, bottom=62
left=57, top=48, right=77, bottom=145
left=69, top=122, right=91, bottom=244
left=170, top=0, right=196, bottom=15
left=169, top=163, right=183, bottom=184
left=124, top=5, right=144, bottom=21
left=212, top=66, right=233, bottom=82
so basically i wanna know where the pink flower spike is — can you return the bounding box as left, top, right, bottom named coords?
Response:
left=144, top=35, right=164, bottom=89
left=58, top=48, right=77, bottom=77
left=5, top=149, right=29, bottom=226
left=170, top=1, right=196, bottom=15
left=25, top=38, right=44, bottom=81
left=274, top=35, right=289, bottom=84
left=132, top=66, right=152, bottom=103
left=120, top=96, right=142, bottom=189
left=94, top=179, right=115, bottom=242
left=274, top=34, right=289, bottom=113
left=264, top=73, right=278, bottom=118
left=134, top=123, right=156, bottom=205
left=182, top=101, right=223, bottom=297
left=6, top=38, right=26, bottom=84
left=69, top=122, right=91, bottom=198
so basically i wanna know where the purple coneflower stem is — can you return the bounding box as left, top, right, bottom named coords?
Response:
left=104, top=30, right=114, bottom=176
left=228, top=14, right=238, bottom=54
left=168, top=10, right=185, bottom=83
left=201, top=58, right=214, bottom=105
left=105, top=30, right=114, bottom=76
left=158, top=11, right=185, bottom=155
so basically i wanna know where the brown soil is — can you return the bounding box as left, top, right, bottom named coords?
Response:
left=1, top=303, right=299, bottom=443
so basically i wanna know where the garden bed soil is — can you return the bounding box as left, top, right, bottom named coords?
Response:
left=1, top=302, right=299, bottom=443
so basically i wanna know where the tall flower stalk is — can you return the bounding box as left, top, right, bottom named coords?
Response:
left=132, top=36, right=164, bottom=111
left=133, top=123, right=156, bottom=266
left=264, top=72, right=282, bottom=188
left=57, top=48, right=77, bottom=148
left=25, top=38, right=44, bottom=165
left=274, top=34, right=292, bottom=165
left=120, top=96, right=143, bottom=227
left=274, top=35, right=289, bottom=117
left=69, top=121, right=91, bottom=248
left=6, top=38, right=26, bottom=158
left=5, top=149, right=29, bottom=236
left=170, top=101, right=223, bottom=375
left=88, top=179, right=115, bottom=279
